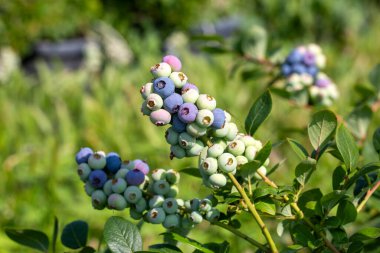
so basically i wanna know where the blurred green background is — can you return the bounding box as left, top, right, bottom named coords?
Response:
left=1, top=0, right=380, bottom=252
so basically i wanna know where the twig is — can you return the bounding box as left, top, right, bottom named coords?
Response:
left=357, top=180, right=380, bottom=212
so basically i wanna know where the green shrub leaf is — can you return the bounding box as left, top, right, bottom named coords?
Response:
left=61, top=220, right=88, bottom=249
left=332, top=166, right=346, bottom=190
left=295, top=158, right=316, bottom=186
left=308, top=110, right=337, bottom=152
left=347, top=105, right=373, bottom=140
left=350, top=227, right=380, bottom=241
left=337, top=200, right=357, bottom=225
left=161, top=233, right=213, bottom=253
left=369, top=63, right=380, bottom=91
left=5, top=228, right=49, bottom=253
left=245, top=90, right=272, bottom=136
left=287, top=138, right=308, bottom=160
left=336, top=124, right=359, bottom=170
left=149, top=243, right=182, bottom=252
left=255, top=197, right=276, bottom=215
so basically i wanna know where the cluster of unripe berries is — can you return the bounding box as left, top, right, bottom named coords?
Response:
left=140, top=55, right=229, bottom=159
left=75, top=147, right=220, bottom=228
left=281, top=44, right=339, bottom=106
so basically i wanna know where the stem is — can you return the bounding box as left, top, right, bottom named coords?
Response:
left=228, top=173, right=279, bottom=253
left=357, top=180, right=380, bottom=212
left=212, top=221, right=269, bottom=252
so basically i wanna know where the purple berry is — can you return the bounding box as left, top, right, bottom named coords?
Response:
left=303, top=51, right=315, bottom=66
left=281, top=64, right=292, bottom=76
left=164, top=93, right=183, bottom=113
left=181, top=83, right=199, bottom=92
left=153, top=77, right=175, bottom=98
left=306, top=66, right=318, bottom=76
left=293, top=64, right=306, bottom=74
left=134, top=160, right=150, bottom=175
left=178, top=103, right=198, bottom=123
left=211, top=108, right=226, bottom=129
left=163, top=55, right=182, bottom=71
left=89, top=170, right=107, bottom=188
left=171, top=114, right=187, bottom=133
left=75, top=147, right=93, bottom=164
left=106, top=152, right=122, bottom=173
left=126, top=169, right=145, bottom=186
left=286, top=49, right=303, bottom=64
left=315, top=77, right=331, bottom=88
left=150, top=109, right=171, bottom=126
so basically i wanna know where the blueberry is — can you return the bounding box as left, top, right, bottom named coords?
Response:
left=88, top=152, right=107, bottom=170
left=130, top=208, right=143, bottom=220
left=218, top=153, right=237, bottom=173
left=211, top=108, right=226, bottom=129
left=212, top=124, right=229, bottom=138
left=201, top=157, right=218, bottom=175
left=163, top=55, right=182, bottom=72
left=227, top=140, right=246, bottom=156
left=244, top=145, right=257, bottom=161
left=89, top=170, right=107, bottom=188
left=186, top=122, right=207, bottom=137
left=286, top=49, right=303, bottom=64
left=178, top=103, right=198, bottom=123
left=238, top=135, right=256, bottom=147
left=182, top=83, right=199, bottom=92
left=146, top=93, right=164, bottom=111
left=205, top=208, right=220, bottom=222
left=153, top=180, right=171, bottom=195
left=77, top=163, right=91, bottom=182
left=315, top=75, right=331, bottom=88
left=281, top=64, right=292, bottom=77
left=75, top=147, right=93, bottom=164
left=147, top=207, right=166, bottom=224
left=236, top=155, right=249, bottom=167
left=164, top=93, right=183, bottom=113
left=170, top=145, right=186, bottom=159
left=152, top=168, right=167, bottom=181
left=169, top=72, right=188, bottom=88
left=111, top=178, right=127, bottom=193
left=181, top=217, right=194, bottom=229
left=139, top=175, right=150, bottom=191
left=163, top=198, right=178, bottom=214
left=199, top=199, right=212, bottom=212
left=163, top=214, right=180, bottom=228
left=124, top=185, right=143, bottom=204
left=190, top=211, right=203, bottom=224
left=107, top=193, right=128, bottom=210
left=178, top=132, right=196, bottom=150
left=315, top=54, right=326, bottom=69
left=115, top=168, right=129, bottom=179
left=195, top=109, right=214, bottom=127
left=85, top=181, right=96, bottom=196
left=165, top=127, right=179, bottom=145
left=140, top=82, right=153, bottom=99
left=141, top=101, right=151, bottom=116
left=253, top=166, right=267, bottom=180
left=150, top=109, right=172, bottom=126
left=181, top=86, right=199, bottom=103
left=302, top=51, right=316, bottom=66
left=149, top=195, right=165, bottom=208
left=126, top=169, right=145, bottom=186
left=134, top=160, right=150, bottom=175
left=190, top=198, right=200, bottom=211
left=171, top=114, right=187, bottom=133
left=209, top=173, right=227, bottom=188
left=91, top=190, right=107, bottom=210
left=293, top=64, right=306, bottom=74
left=165, top=169, right=180, bottom=185
left=226, top=123, right=238, bottom=141
left=106, top=152, right=122, bottom=173
left=196, top=94, right=216, bottom=110
left=103, top=179, right=113, bottom=196
left=150, top=62, right=172, bottom=77
left=186, top=140, right=204, bottom=157
left=166, top=185, right=179, bottom=198
left=207, top=143, right=224, bottom=158
left=153, top=77, right=175, bottom=98
left=135, top=198, right=148, bottom=213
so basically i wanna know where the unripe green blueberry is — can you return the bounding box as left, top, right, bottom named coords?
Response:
left=135, top=198, right=148, bottom=213
left=186, top=140, right=205, bottom=157
left=176, top=198, right=185, bottom=207
left=151, top=168, right=167, bottom=181
left=91, top=190, right=107, bottom=210
left=212, top=124, right=229, bottom=138
left=149, top=195, right=165, bottom=208
left=190, top=198, right=200, bottom=211
left=108, top=193, right=128, bottom=210
left=163, top=214, right=180, bottom=228
left=146, top=93, right=163, bottom=111
left=209, top=173, right=227, bottom=188
left=170, top=145, right=186, bottom=159
left=169, top=72, right=188, bottom=88
left=111, top=178, right=127, bottom=193
left=103, top=179, right=113, bottom=196
left=165, top=127, right=179, bottom=145
left=195, top=109, right=214, bottom=127
left=207, top=143, right=224, bottom=158
left=184, top=200, right=192, bottom=211
left=206, top=194, right=219, bottom=206
left=206, top=208, right=220, bottom=222
left=178, top=132, right=196, bottom=150
left=88, top=152, right=106, bottom=170
left=130, top=208, right=143, bottom=220
left=186, top=123, right=207, bottom=137
left=200, top=157, right=218, bottom=175
left=224, top=111, right=232, bottom=122
left=227, top=140, right=246, bottom=156
left=199, top=199, right=212, bottom=212
left=147, top=207, right=166, bottom=224
left=226, top=123, right=238, bottom=141
left=238, top=135, right=256, bottom=147
left=85, top=181, right=96, bottom=196
left=181, top=217, right=194, bottom=229
left=264, top=158, right=270, bottom=167
left=141, top=101, right=151, bottom=116
left=213, top=138, right=228, bottom=149
left=252, top=139, right=263, bottom=151
left=121, top=160, right=135, bottom=170
left=138, top=175, right=150, bottom=191
left=182, top=88, right=199, bottom=103
left=253, top=166, right=267, bottom=180
left=153, top=180, right=170, bottom=195
left=151, top=62, right=172, bottom=77
left=196, top=94, right=216, bottom=110
left=163, top=198, right=179, bottom=214
left=124, top=186, right=143, bottom=204
left=218, top=153, right=237, bottom=173
left=115, top=168, right=129, bottom=179
left=166, top=185, right=179, bottom=198
left=140, top=82, right=153, bottom=99
left=190, top=211, right=203, bottom=224
left=244, top=145, right=257, bottom=161
left=236, top=155, right=249, bottom=167
left=165, top=169, right=180, bottom=185
left=77, top=163, right=91, bottom=182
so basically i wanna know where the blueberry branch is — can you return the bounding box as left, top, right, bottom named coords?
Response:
left=227, top=173, right=279, bottom=253
left=356, top=180, right=380, bottom=212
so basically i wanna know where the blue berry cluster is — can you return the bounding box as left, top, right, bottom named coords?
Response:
left=75, top=147, right=220, bottom=228
left=140, top=55, right=227, bottom=159
left=281, top=44, right=339, bottom=106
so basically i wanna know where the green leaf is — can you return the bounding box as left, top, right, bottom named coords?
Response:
left=325, top=217, right=341, bottom=228
left=298, top=188, right=323, bottom=217
left=287, top=138, right=308, bottom=160
left=52, top=216, right=58, bottom=253
left=332, top=166, right=346, bottom=190
left=254, top=141, right=272, bottom=164
left=320, top=191, right=348, bottom=215
left=336, top=124, right=359, bottom=170
left=104, top=216, right=142, bottom=253
left=373, top=127, right=380, bottom=154
left=347, top=105, right=373, bottom=140
left=344, top=162, right=380, bottom=189
left=245, top=90, right=272, bottom=136
left=61, top=220, right=88, bottom=249
left=347, top=241, right=364, bottom=253
left=252, top=186, right=277, bottom=200
left=369, top=63, right=380, bottom=91
left=291, top=223, right=316, bottom=247
left=337, top=200, right=357, bottom=226
left=194, top=241, right=230, bottom=253
left=241, top=25, right=267, bottom=58
left=79, top=246, right=96, bottom=253
left=330, top=228, right=348, bottom=244
left=280, top=244, right=304, bottom=253
left=308, top=110, right=337, bottom=152
left=350, top=227, right=380, bottom=241
left=295, top=158, right=316, bottom=186
left=255, top=197, right=276, bottom=215
left=5, top=229, right=49, bottom=252
left=180, top=168, right=202, bottom=178
left=149, top=244, right=182, bottom=253
left=190, top=34, right=224, bottom=43
left=201, top=46, right=230, bottom=54
left=161, top=233, right=213, bottom=253
left=239, top=160, right=261, bottom=178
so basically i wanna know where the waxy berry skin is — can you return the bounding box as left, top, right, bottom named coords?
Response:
left=218, top=153, right=237, bottom=173
left=196, top=94, right=216, bottom=110
left=147, top=207, right=166, bottom=224
left=106, top=152, right=122, bottom=173
left=201, top=157, right=218, bottom=175
left=171, top=114, right=187, bottom=133
left=125, top=169, right=145, bottom=186
left=162, top=55, right=182, bottom=72
left=164, top=93, right=183, bottom=113
left=162, top=198, right=179, bottom=214
left=124, top=186, right=143, bottom=204
left=150, top=109, right=172, bottom=126
left=134, top=160, right=150, bottom=175
left=77, top=163, right=91, bottom=182
left=91, top=190, right=107, bottom=210
left=88, top=152, right=107, bottom=170
left=186, top=123, right=207, bottom=137
left=195, top=109, right=214, bottom=128
left=178, top=103, right=198, bottom=123
left=151, top=168, right=167, bottom=181
left=163, top=214, right=180, bottom=228
left=169, top=72, right=188, bottom=88
left=211, top=108, right=226, bottom=129
left=208, top=173, right=227, bottom=188
left=150, top=62, right=172, bottom=77
left=153, top=77, right=175, bottom=98
left=153, top=180, right=170, bottom=195
left=107, top=193, right=128, bottom=210
left=75, top=147, right=93, bottom=164
left=88, top=170, right=107, bottom=188
left=165, top=127, right=179, bottom=145
left=146, top=93, right=164, bottom=111
left=140, top=82, right=153, bottom=99
left=111, top=178, right=127, bottom=193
